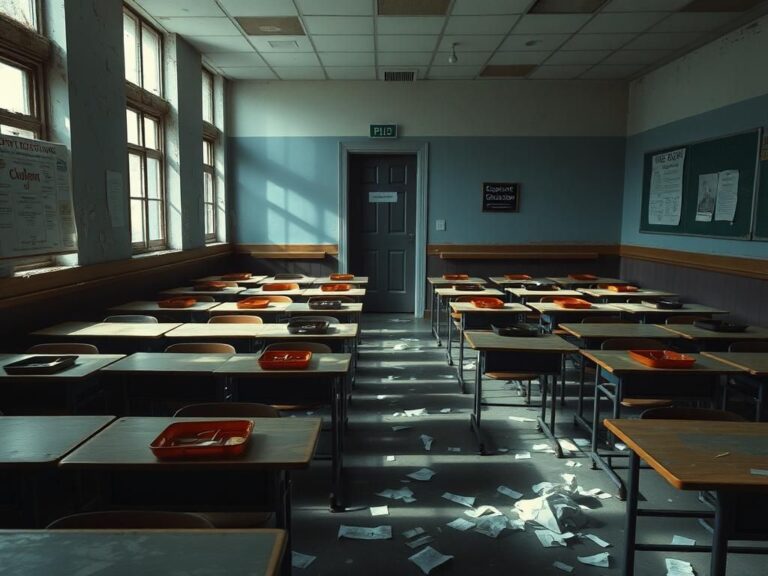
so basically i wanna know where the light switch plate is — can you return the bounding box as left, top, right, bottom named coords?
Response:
left=435, top=219, right=446, bottom=231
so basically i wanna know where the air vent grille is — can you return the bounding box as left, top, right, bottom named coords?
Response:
left=383, top=70, right=417, bottom=82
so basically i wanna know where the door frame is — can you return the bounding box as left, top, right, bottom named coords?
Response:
left=338, top=141, right=428, bottom=317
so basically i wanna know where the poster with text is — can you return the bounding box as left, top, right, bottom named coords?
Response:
left=648, top=148, right=686, bottom=226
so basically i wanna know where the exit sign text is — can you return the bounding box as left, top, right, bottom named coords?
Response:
left=370, top=124, right=398, bottom=138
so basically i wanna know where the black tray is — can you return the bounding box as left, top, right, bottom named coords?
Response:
left=693, top=319, right=748, bottom=333
left=4, top=355, right=78, bottom=375
left=492, top=324, right=540, bottom=337
left=274, top=274, right=304, bottom=280
left=452, top=284, right=484, bottom=292
left=525, top=283, right=557, bottom=291
left=287, top=320, right=330, bottom=335
left=643, top=299, right=683, bottom=310
left=308, top=299, right=343, bottom=310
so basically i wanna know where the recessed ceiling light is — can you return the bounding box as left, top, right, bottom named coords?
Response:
left=236, top=17, right=305, bottom=36
left=259, top=25, right=282, bottom=32
left=529, top=0, right=605, bottom=14
left=377, top=0, right=450, bottom=16
left=268, top=40, right=300, bottom=49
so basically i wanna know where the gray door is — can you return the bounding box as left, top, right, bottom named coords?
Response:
left=349, top=154, right=417, bottom=313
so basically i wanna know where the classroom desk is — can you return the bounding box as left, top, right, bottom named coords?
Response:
left=208, top=301, right=292, bottom=322
left=215, top=353, right=352, bottom=510
left=464, top=331, right=577, bottom=455
left=433, top=285, right=501, bottom=347
left=487, top=276, right=550, bottom=288
left=59, top=416, right=320, bottom=575
left=242, top=287, right=307, bottom=298
left=0, top=529, right=287, bottom=576
left=505, top=287, right=583, bottom=304
left=301, top=288, right=366, bottom=301
left=31, top=322, right=182, bottom=353
left=160, top=286, right=246, bottom=301
left=285, top=302, right=363, bottom=324
left=604, top=419, right=768, bottom=576
left=0, top=415, right=115, bottom=525
left=196, top=274, right=269, bottom=286
left=577, top=288, right=677, bottom=302
left=107, top=300, right=220, bottom=322
left=259, top=276, right=316, bottom=285
left=527, top=302, right=622, bottom=332
left=662, top=324, right=768, bottom=350
left=547, top=276, right=629, bottom=288
left=702, top=352, right=768, bottom=420
left=611, top=302, right=729, bottom=323
left=581, top=350, right=744, bottom=499
left=312, top=276, right=368, bottom=285
left=0, top=353, right=124, bottom=414
left=446, top=302, right=530, bottom=391
left=427, top=277, right=487, bottom=345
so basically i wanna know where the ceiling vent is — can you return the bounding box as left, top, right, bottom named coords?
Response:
left=383, top=69, right=418, bottom=81
left=236, top=17, right=305, bottom=36
left=377, top=0, right=450, bottom=16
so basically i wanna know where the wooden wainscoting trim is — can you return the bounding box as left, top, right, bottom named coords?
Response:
left=620, top=245, right=768, bottom=281
left=236, top=244, right=339, bottom=259
left=428, top=244, right=619, bottom=260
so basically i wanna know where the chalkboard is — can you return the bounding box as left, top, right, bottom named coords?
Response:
left=640, top=128, right=761, bottom=239
left=753, top=149, right=768, bottom=240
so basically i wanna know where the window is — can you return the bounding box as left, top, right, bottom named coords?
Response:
left=202, top=68, right=214, bottom=124
left=203, top=139, right=216, bottom=241
left=123, top=6, right=162, bottom=96
left=0, top=0, right=37, bottom=30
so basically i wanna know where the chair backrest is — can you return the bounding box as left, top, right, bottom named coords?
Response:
left=291, top=315, right=340, bottom=324
left=640, top=407, right=746, bottom=422
left=308, top=295, right=354, bottom=304
left=174, top=402, right=280, bottom=418
left=103, top=315, right=158, bottom=323
left=537, top=296, right=560, bottom=302
left=208, top=315, right=263, bottom=324
left=601, top=337, right=665, bottom=350
left=263, top=341, right=332, bottom=353
left=581, top=316, right=631, bottom=324
left=165, top=342, right=236, bottom=353
left=665, top=315, right=709, bottom=325
left=729, top=341, right=768, bottom=352
left=261, top=295, right=293, bottom=304
left=46, top=510, right=214, bottom=529
left=27, top=342, right=100, bottom=354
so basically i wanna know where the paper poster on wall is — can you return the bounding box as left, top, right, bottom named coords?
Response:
left=714, top=169, right=739, bottom=222
left=695, top=173, right=718, bottom=222
left=0, top=134, right=76, bottom=259
left=648, top=148, right=685, bottom=226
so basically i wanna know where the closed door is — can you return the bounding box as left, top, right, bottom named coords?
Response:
left=349, top=154, right=416, bottom=313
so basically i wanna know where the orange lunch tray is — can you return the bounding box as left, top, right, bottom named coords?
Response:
left=262, top=283, right=297, bottom=291
left=194, top=281, right=227, bottom=291
left=321, top=283, right=351, bottom=292
left=330, top=273, right=354, bottom=281
left=472, top=297, right=505, bottom=309
left=504, top=274, right=532, bottom=280
left=568, top=274, right=598, bottom=281
left=628, top=349, right=695, bottom=369
left=258, top=350, right=312, bottom=370
left=150, top=420, right=253, bottom=460
left=158, top=297, right=197, bottom=309
left=236, top=297, right=270, bottom=309
left=221, top=272, right=252, bottom=281
left=443, top=274, right=469, bottom=280
left=607, top=284, right=638, bottom=292
left=554, top=298, right=592, bottom=309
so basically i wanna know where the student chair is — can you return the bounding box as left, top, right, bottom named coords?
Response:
left=723, top=341, right=768, bottom=421
left=46, top=510, right=214, bottom=529
left=665, top=315, right=709, bottom=325
left=103, top=315, right=159, bottom=323
left=598, top=338, right=673, bottom=410
left=208, top=315, right=263, bottom=324
left=27, top=343, right=100, bottom=354
left=164, top=342, right=236, bottom=354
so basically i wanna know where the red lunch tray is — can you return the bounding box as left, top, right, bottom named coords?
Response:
left=221, top=272, right=252, bottom=281
left=504, top=274, right=532, bottom=280
left=321, top=283, right=351, bottom=292
left=628, top=350, right=695, bottom=369
left=236, top=297, right=270, bottom=309
left=158, top=297, right=197, bottom=308
left=262, top=283, right=297, bottom=291
left=472, top=297, right=505, bottom=309
left=258, top=350, right=313, bottom=370
left=150, top=420, right=253, bottom=460
left=443, top=274, right=469, bottom=280
left=568, top=274, right=598, bottom=281
left=330, top=273, right=354, bottom=281
left=554, top=298, right=592, bottom=309
left=607, top=284, right=638, bottom=292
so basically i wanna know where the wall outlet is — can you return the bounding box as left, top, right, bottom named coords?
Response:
left=435, top=219, right=446, bottom=231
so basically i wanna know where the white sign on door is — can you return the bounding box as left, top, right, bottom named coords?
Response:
left=368, top=191, right=398, bottom=203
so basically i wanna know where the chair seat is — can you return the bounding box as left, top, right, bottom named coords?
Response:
left=199, top=512, right=273, bottom=529
left=620, top=398, right=673, bottom=409
left=486, top=372, right=538, bottom=381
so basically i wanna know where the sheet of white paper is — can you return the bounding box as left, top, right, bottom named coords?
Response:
left=648, top=148, right=685, bottom=226
left=572, top=438, right=591, bottom=447
left=514, top=451, right=532, bottom=460
left=442, top=492, right=475, bottom=508
left=583, top=533, right=611, bottom=548
left=597, top=492, right=613, bottom=500
left=615, top=443, right=627, bottom=451
left=462, top=362, right=476, bottom=370
left=408, top=546, right=453, bottom=575
left=291, top=551, right=316, bottom=569
left=464, top=505, right=502, bottom=519
left=393, top=343, right=409, bottom=350
left=578, top=552, right=610, bottom=567
left=532, top=482, right=556, bottom=494
left=420, top=434, right=434, bottom=451
left=406, top=535, right=435, bottom=549
left=665, top=558, right=695, bottom=575
left=439, top=408, right=451, bottom=413
left=377, top=487, right=415, bottom=501
left=497, top=485, right=523, bottom=500
left=105, top=170, right=126, bottom=228
left=473, top=515, right=508, bottom=538
left=553, top=561, right=574, bottom=573
left=338, top=525, right=392, bottom=540
left=565, top=460, right=582, bottom=468
left=715, top=169, right=739, bottom=222
left=696, top=172, right=718, bottom=221
left=447, top=518, right=475, bottom=531
left=509, top=415, right=536, bottom=422
left=370, top=506, right=389, bottom=516
left=405, top=408, right=427, bottom=417
left=403, top=527, right=426, bottom=539
left=386, top=455, right=396, bottom=462
left=407, top=468, right=436, bottom=481
left=671, top=535, right=696, bottom=546
left=535, top=529, right=573, bottom=547
left=559, top=439, right=579, bottom=453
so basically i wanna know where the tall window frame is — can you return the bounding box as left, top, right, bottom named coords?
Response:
left=202, top=67, right=218, bottom=243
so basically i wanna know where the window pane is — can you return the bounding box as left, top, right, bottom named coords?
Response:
left=141, top=24, right=161, bottom=96
left=203, top=140, right=213, bottom=165
left=143, top=116, right=160, bottom=150
left=1, top=124, right=35, bottom=139
left=202, top=70, right=213, bottom=123
left=204, top=172, right=214, bottom=203
left=146, top=156, right=161, bottom=199
left=123, top=12, right=139, bottom=85
left=0, top=60, right=31, bottom=115
left=147, top=199, right=163, bottom=241
left=205, top=203, right=215, bottom=236
left=126, top=109, right=141, bottom=145
left=130, top=199, right=146, bottom=244
left=0, top=0, right=36, bottom=29
left=128, top=153, right=144, bottom=198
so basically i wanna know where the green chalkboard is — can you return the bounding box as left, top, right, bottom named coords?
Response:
left=753, top=153, right=768, bottom=240
left=640, top=128, right=762, bottom=239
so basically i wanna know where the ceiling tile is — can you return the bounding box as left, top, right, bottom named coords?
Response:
left=296, top=0, right=374, bottom=15
left=438, top=35, right=505, bottom=51
left=219, top=0, right=297, bottom=17
left=203, top=52, right=267, bottom=67
left=274, top=67, right=326, bottom=79
left=261, top=52, right=320, bottom=66
left=683, top=0, right=764, bottom=11
left=377, top=35, right=439, bottom=51
left=136, top=0, right=225, bottom=18
left=377, top=67, right=429, bottom=80
left=444, top=15, right=520, bottom=35
left=651, top=12, right=737, bottom=32
left=529, top=64, right=590, bottom=79
left=158, top=17, right=241, bottom=36
left=602, top=49, right=672, bottom=65
left=580, top=64, right=643, bottom=78
left=377, top=0, right=450, bottom=16
left=500, top=34, right=570, bottom=52
left=376, top=16, right=446, bottom=35
left=529, top=0, right=605, bottom=13
left=312, top=35, right=375, bottom=51
left=603, top=0, right=694, bottom=11
left=489, top=51, right=552, bottom=65
left=428, top=65, right=484, bottom=78
left=451, top=0, right=531, bottom=15
left=434, top=51, right=493, bottom=65
left=378, top=52, right=434, bottom=66
left=325, top=67, right=377, bottom=79
left=545, top=50, right=610, bottom=65
left=318, top=52, right=375, bottom=66
left=219, top=66, right=277, bottom=79
left=624, top=32, right=703, bottom=50
left=186, top=35, right=253, bottom=53
left=561, top=33, right=637, bottom=50
left=248, top=36, right=314, bottom=52
left=513, top=14, right=592, bottom=34
left=302, top=16, right=373, bottom=35
left=581, top=12, right=669, bottom=33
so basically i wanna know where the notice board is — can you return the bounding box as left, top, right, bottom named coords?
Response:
left=0, top=135, right=77, bottom=259
left=752, top=136, right=768, bottom=240
left=640, top=128, right=761, bottom=239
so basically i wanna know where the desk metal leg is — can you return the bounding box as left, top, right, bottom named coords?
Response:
left=457, top=325, right=466, bottom=393
left=711, top=492, right=732, bottom=576
left=470, top=352, right=489, bottom=455
left=446, top=310, right=454, bottom=365
left=330, top=376, right=344, bottom=512
left=275, top=471, right=293, bottom=576
left=536, top=374, right=564, bottom=458
left=589, top=370, right=627, bottom=499
left=623, top=451, right=640, bottom=576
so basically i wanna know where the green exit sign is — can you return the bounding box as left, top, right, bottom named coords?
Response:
left=370, top=124, right=398, bottom=138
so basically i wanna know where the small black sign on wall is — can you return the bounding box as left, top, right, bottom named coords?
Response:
left=482, top=182, right=520, bottom=212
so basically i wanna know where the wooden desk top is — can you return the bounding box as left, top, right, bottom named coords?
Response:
left=506, top=288, right=583, bottom=298
left=580, top=350, right=745, bottom=375
left=0, top=416, right=115, bottom=468
left=464, top=331, right=578, bottom=353
left=427, top=277, right=486, bottom=286
left=701, top=352, right=768, bottom=376
left=604, top=419, right=768, bottom=491
left=548, top=276, right=627, bottom=286
left=612, top=302, right=729, bottom=315
left=302, top=288, right=366, bottom=297
left=313, top=276, right=368, bottom=285
left=161, top=286, right=246, bottom=296
left=60, top=417, right=321, bottom=470
left=242, top=287, right=306, bottom=296
left=488, top=276, right=549, bottom=286
left=578, top=288, right=676, bottom=299
left=663, top=324, right=768, bottom=341
left=165, top=323, right=359, bottom=340
left=209, top=302, right=291, bottom=314
left=527, top=302, right=621, bottom=314
left=32, top=322, right=182, bottom=339
left=286, top=303, right=363, bottom=313
left=100, top=352, right=234, bottom=374
left=258, top=276, right=316, bottom=285
left=559, top=323, right=681, bottom=340
left=215, top=353, right=352, bottom=376
left=196, top=275, right=268, bottom=285
left=435, top=287, right=503, bottom=297
left=0, top=354, right=125, bottom=379
left=108, top=301, right=219, bottom=313
left=0, top=529, right=286, bottom=576
left=449, top=302, right=529, bottom=314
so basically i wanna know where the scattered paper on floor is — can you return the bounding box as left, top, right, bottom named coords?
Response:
left=583, top=533, right=611, bottom=548
left=565, top=460, right=582, bottom=468
left=405, top=408, right=427, bottom=417
left=671, top=535, right=696, bottom=546
left=578, top=552, right=610, bottom=567
left=403, top=527, right=426, bottom=539
left=465, top=505, right=502, bottom=519
left=440, top=408, right=451, bottom=413
left=338, top=525, right=392, bottom=540
left=553, top=560, right=574, bottom=573
left=292, top=551, right=316, bottom=569
left=665, top=558, right=695, bottom=575
left=497, top=485, right=523, bottom=500
left=407, top=468, right=436, bottom=481
left=408, top=546, right=453, bottom=575
left=406, top=534, right=434, bottom=549
left=370, top=506, right=389, bottom=516
left=420, top=434, right=434, bottom=451
left=509, top=415, right=535, bottom=422
left=447, top=518, right=475, bottom=531
left=386, top=455, right=396, bottom=462
left=442, top=492, right=475, bottom=508
left=377, top=487, right=415, bottom=502
left=534, top=529, right=574, bottom=547
left=514, top=451, right=532, bottom=460
left=572, top=438, right=591, bottom=447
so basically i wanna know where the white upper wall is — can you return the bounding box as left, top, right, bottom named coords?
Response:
left=628, top=14, right=768, bottom=136
left=230, top=80, right=628, bottom=138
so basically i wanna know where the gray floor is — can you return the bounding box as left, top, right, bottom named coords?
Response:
left=288, top=314, right=763, bottom=576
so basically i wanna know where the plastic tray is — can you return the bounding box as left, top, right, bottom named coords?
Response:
left=330, top=273, right=354, bottom=281
left=693, top=319, right=747, bottom=333
left=472, top=297, right=505, bottom=309
left=194, top=281, right=227, bottom=291
left=4, top=355, right=77, bottom=375
left=150, top=420, right=253, bottom=460
left=554, top=298, right=592, bottom=309
left=568, top=274, right=598, bottom=281
left=452, top=284, right=484, bottom=292
left=258, top=350, right=312, bottom=370
left=607, top=285, right=638, bottom=292
left=643, top=299, right=683, bottom=310
left=492, top=324, right=540, bottom=337
left=221, top=273, right=252, bottom=281
left=287, top=320, right=329, bottom=335
left=262, top=283, right=297, bottom=292
left=628, top=350, right=695, bottom=369
left=321, top=283, right=351, bottom=292
left=236, top=297, right=271, bottom=310
left=308, top=298, right=343, bottom=310
left=443, top=274, right=469, bottom=280
left=158, top=297, right=197, bottom=309
left=504, top=274, right=532, bottom=280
